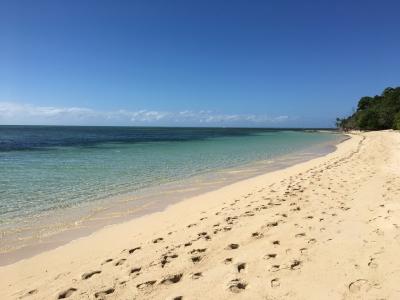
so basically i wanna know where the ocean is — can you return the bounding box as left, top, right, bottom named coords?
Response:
left=0, top=126, right=344, bottom=262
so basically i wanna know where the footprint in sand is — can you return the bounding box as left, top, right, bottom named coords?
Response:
left=114, top=258, right=126, bottom=266
left=348, top=279, right=370, bottom=293
left=189, top=248, right=207, bottom=254
left=198, top=232, right=211, bottom=240
left=226, top=243, right=239, bottom=250
left=271, top=278, right=280, bottom=288
left=161, top=253, right=178, bottom=268
left=130, top=267, right=141, bottom=275
left=57, top=288, right=77, bottom=299
left=308, top=238, right=317, bottom=244
left=295, top=232, right=306, bottom=238
left=137, top=280, right=156, bottom=290
left=94, top=288, right=115, bottom=299
left=153, top=237, right=164, bottom=243
left=23, top=289, right=38, bottom=297
left=237, top=262, right=246, bottom=273
left=368, top=258, right=378, bottom=268
left=192, top=272, right=202, bottom=279
left=270, top=265, right=280, bottom=272
left=228, top=279, right=247, bottom=293
left=264, top=253, right=277, bottom=260
left=300, top=247, right=308, bottom=254
left=267, top=221, right=279, bottom=227
left=224, top=258, right=233, bottom=264
left=81, top=270, right=101, bottom=280
left=160, top=273, right=183, bottom=285
left=191, top=256, right=202, bottom=263
left=251, top=232, right=263, bottom=238
left=102, top=258, right=113, bottom=265
left=128, top=247, right=141, bottom=254
left=290, top=260, right=302, bottom=270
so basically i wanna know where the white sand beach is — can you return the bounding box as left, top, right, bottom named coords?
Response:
left=1, top=130, right=400, bottom=300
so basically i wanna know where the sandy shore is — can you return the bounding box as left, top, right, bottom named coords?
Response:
left=1, top=130, right=400, bottom=300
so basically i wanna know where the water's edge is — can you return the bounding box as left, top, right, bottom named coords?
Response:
left=0, top=132, right=348, bottom=266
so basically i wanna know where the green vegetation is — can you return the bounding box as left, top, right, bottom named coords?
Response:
left=337, top=87, right=400, bottom=130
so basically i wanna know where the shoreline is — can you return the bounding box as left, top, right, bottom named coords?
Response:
left=0, top=132, right=346, bottom=266
left=2, top=131, right=400, bottom=299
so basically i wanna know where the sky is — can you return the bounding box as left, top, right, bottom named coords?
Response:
left=1, top=0, right=399, bottom=127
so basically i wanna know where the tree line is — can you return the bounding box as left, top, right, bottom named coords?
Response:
left=336, top=86, right=400, bottom=130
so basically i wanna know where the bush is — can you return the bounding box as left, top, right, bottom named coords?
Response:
left=394, top=112, right=400, bottom=130
left=337, top=86, right=400, bottom=130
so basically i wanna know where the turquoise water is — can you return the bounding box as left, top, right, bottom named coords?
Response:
left=0, top=126, right=343, bottom=256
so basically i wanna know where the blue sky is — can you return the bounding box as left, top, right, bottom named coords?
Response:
left=1, top=0, right=399, bottom=127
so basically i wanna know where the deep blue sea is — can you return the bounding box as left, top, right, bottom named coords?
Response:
left=0, top=126, right=344, bottom=257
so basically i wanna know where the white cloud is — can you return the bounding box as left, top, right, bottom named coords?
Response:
left=0, top=101, right=290, bottom=126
